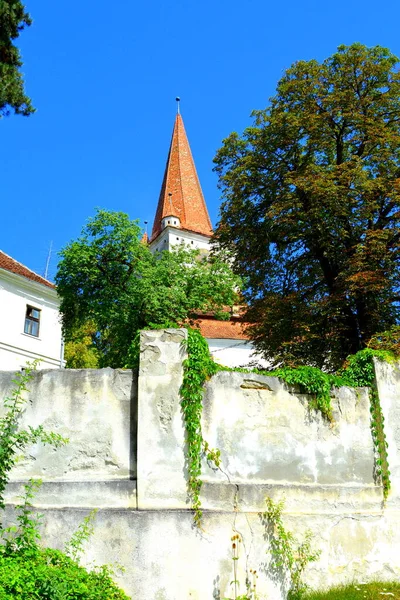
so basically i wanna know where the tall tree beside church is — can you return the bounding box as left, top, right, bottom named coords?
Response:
left=56, top=209, right=240, bottom=368
left=214, top=44, right=400, bottom=369
left=0, top=0, right=34, bottom=117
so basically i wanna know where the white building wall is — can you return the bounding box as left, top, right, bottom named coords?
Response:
left=149, top=226, right=211, bottom=254
left=207, top=338, right=271, bottom=369
left=0, top=270, right=63, bottom=370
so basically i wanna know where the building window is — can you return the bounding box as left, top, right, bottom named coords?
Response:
left=24, top=306, right=40, bottom=337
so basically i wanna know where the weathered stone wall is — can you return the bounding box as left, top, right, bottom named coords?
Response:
left=0, top=367, right=137, bottom=508
left=1, top=330, right=400, bottom=599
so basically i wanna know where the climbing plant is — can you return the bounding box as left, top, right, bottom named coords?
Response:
left=339, top=349, right=393, bottom=500
left=180, top=328, right=222, bottom=526
left=262, top=497, right=320, bottom=600
left=178, top=330, right=395, bottom=521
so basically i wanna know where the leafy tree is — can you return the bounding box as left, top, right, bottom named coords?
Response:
left=367, top=325, right=400, bottom=357
left=56, top=209, right=240, bottom=368
left=214, top=43, right=400, bottom=369
left=64, top=321, right=100, bottom=369
left=0, top=1, right=34, bottom=117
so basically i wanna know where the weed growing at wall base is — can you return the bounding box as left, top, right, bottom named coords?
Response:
left=262, top=497, right=320, bottom=600
left=221, top=497, right=319, bottom=600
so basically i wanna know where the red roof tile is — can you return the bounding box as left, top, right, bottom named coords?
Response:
left=195, top=317, right=250, bottom=340
left=151, top=113, right=213, bottom=242
left=0, top=251, right=55, bottom=289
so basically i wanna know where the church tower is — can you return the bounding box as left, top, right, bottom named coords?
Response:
left=149, top=100, right=213, bottom=253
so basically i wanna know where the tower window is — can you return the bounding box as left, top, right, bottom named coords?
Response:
left=168, top=220, right=170, bottom=224
left=174, top=221, right=177, bottom=225
left=24, top=306, right=40, bottom=337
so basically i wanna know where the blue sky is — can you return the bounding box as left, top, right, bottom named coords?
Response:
left=2, top=0, right=400, bottom=280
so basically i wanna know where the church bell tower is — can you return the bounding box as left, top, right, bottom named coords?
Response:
left=149, top=99, right=213, bottom=253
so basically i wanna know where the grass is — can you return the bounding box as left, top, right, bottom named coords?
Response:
left=302, top=581, right=400, bottom=599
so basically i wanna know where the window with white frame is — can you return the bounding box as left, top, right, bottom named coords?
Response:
left=24, top=305, right=40, bottom=337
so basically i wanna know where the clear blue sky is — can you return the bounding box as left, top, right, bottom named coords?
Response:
left=2, top=0, right=400, bottom=280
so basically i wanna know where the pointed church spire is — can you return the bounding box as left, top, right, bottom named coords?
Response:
left=150, top=106, right=213, bottom=242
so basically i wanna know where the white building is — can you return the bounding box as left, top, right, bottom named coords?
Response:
left=0, top=251, right=64, bottom=370
left=148, top=104, right=269, bottom=369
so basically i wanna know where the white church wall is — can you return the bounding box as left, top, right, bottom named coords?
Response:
left=0, top=270, right=63, bottom=370
left=149, top=226, right=210, bottom=253
left=207, top=338, right=271, bottom=369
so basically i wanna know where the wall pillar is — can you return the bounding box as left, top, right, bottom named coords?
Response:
left=137, top=328, right=188, bottom=509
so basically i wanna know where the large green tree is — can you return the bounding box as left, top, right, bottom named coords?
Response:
left=214, top=44, right=400, bottom=369
left=56, top=210, right=240, bottom=368
left=0, top=0, right=34, bottom=117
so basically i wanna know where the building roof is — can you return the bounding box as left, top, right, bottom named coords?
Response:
left=0, top=250, right=55, bottom=289
left=195, top=316, right=249, bottom=340
left=151, top=112, right=213, bottom=242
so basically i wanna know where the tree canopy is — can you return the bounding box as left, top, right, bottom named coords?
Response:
left=56, top=210, right=240, bottom=368
left=214, top=43, right=400, bottom=369
left=0, top=0, right=34, bottom=118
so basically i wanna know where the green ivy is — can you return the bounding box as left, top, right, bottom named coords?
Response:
left=339, top=348, right=393, bottom=500
left=272, top=366, right=344, bottom=422
left=180, top=328, right=222, bottom=526
left=262, top=496, right=320, bottom=600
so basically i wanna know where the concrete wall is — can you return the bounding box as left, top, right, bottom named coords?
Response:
left=0, top=270, right=63, bottom=370
left=1, top=330, right=400, bottom=599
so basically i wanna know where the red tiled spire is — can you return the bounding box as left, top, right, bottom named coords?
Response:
left=151, top=112, right=213, bottom=242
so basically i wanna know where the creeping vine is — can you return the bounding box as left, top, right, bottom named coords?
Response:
left=180, top=328, right=222, bottom=526
left=262, top=496, right=320, bottom=600
left=339, top=349, right=393, bottom=500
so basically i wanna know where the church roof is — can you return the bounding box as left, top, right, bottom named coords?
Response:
left=151, top=112, right=213, bottom=242
left=195, top=316, right=249, bottom=340
left=0, top=250, right=55, bottom=289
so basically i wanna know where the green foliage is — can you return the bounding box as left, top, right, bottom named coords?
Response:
left=367, top=325, right=400, bottom=357
left=0, top=548, right=129, bottom=599
left=339, top=347, right=394, bottom=387
left=338, top=349, right=392, bottom=499
left=272, top=366, right=341, bottom=422
left=63, top=322, right=100, bottom=369
left=262, top=497, right=320, bottom=600
left=301, top=581, right=400, bottom=600
left=56, top=209, right=240, bottom=368
left=180, top=328, right=221, bottom=526
left=214, top=43, right=400, bottom=370
left=0, top=0, right=35, bottom=118
left=0, top=479, right=42, bottom=556
left=64, top=510, right=97, bottom=564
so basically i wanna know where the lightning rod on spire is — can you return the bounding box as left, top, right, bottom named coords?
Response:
left=176, top=97, right=180, bottom=114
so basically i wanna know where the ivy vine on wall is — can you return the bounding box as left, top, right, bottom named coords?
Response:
left=179, top=330, right=394, bottom=522
left=180, top=328, right=222, bottom=526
